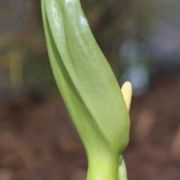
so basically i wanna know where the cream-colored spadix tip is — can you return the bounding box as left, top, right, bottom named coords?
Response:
left=121, top=81, right=133, bottom=111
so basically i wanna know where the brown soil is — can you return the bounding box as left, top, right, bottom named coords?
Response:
left=0, top=72, right=179, bottom=180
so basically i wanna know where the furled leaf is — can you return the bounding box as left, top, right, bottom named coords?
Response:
left=41, top=0, right=130, bottom=161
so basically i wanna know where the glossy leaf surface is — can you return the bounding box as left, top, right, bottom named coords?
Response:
left=41, top=0, right=129, bottom=165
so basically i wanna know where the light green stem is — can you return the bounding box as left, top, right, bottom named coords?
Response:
left=87, top=155, right=119, bottom=180
left=118, top=157, right=128, bottom=180
left=86, top=154, right=128, bottom=180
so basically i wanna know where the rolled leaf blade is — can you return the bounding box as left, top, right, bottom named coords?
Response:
left=41, top=0, right=130, bottom=156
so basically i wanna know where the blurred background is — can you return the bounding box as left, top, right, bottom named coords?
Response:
left=0, top=0, right=180, bottom=179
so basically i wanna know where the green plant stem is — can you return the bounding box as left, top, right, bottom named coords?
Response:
left=118, top=157, right=128, bottom=180
left=87, top=154, right=119, bottom=180
left=87, top=155, right=128, bottom=180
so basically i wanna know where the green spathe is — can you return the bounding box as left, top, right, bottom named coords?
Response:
left=41, top=0, right=130, bottom=179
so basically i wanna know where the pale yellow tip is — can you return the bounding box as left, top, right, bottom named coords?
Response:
left=121, top=81, right=133, bottom=111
